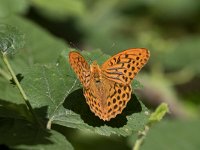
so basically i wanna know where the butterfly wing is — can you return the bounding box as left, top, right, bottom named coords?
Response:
left=83, top=77, right=132, bottom=121
left=69, top=51, right=91, bottom=88
left=101, top=48, right=150, bottom=85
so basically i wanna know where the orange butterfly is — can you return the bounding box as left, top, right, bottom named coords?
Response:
left=69, top=48, right=150, bottom=121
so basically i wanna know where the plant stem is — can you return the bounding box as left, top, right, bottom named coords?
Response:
left=133, top=103, right=169, bottom=150
left=1, top=52, right=43, bottom=128
left=133, top=126, right=149, bottom=150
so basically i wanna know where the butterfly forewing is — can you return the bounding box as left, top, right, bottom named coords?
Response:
left=101, top=48, right=150, bottom=85
left=69, top=51, right=91, bottom=87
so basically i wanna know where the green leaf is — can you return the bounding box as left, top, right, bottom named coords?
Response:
left=148, top=103, right=169, bottom=124
left=31, top=0, right=86, bottom=20
left=150, top=0, right=198, bottom=21
left=0, top=0, right=29, bottom=17
left=0, top=77, right=23, bottom=104
left=0, top=99, right=30, bottom=120
left=140, top=120, right=200, bottom=150
left=0, top=118, right=74, bottom=150
left=132, top=80, right=144, bottom=90
left=0, top=15, right=69, bottom=104
left=21, top=49, right=149, bottom=136
left=0, top=15, right=68, bottom=65
left=0, top=24, right=25, bottom=55
left=162, top=36, right=200, bottom=74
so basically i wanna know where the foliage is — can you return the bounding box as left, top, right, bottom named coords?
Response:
left=0, top=0, right=200, bottom=150
left=0, top=23, right=149, bottom=149
left=0, top=118, right=73, bottom=150
left=148, top=103, right=169, bottom=124
left=129, top=120, right=200, bottom=150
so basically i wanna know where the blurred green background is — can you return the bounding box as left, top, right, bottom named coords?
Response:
left=0, top=0, right=200, bottom=150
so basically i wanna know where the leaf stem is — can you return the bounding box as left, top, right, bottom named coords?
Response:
left=133, top=103, right=169, bottom=150
left=1, top=52, right=43, bottom=128
left=133, top=126, right=149, bottom=150
left=2, top=54, right=28, bottom=100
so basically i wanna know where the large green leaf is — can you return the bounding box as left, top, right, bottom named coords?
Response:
left=128, top=119, right=200, bottom=150
left=0, top=118, right=74, bottom=150
left=0, top=0, right=29, bottom=17
left=21, top=49, right=149, bottom=136
left=150, top=0, right=198, bottom=21
left=0, top=15, right=68, bottom=66
left=162, top=36, right=200, bottom=74
left=0, top=24, right=25, bottom=104
left=0, top=100, right=28, bottom=120
left=0, top=24, right=24, bottom=103
left=31, top=0, right=86, bottom=20
left=0, top=15, right=69, bottom=104
left=0, top=24, right=25, bottom=54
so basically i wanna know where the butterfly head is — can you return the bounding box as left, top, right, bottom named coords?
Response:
left=91, top=61, right=101, bottom=83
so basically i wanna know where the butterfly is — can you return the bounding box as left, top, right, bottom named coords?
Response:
left=69, top=48, right=150, bottom=121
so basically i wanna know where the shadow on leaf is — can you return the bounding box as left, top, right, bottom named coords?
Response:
left=10, top=73, right=24, bottom=85
left=0, top=99, right=48, bottom=123
left=63, top=89, right=142, bottom=128
left=0, top=99, right=54, bottom=147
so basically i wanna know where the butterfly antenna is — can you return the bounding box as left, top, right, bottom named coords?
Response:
left=95, top=51, right=106, bottom=63
left=94, top=43, right=116, bottom=63
left=111, top=42, right=116, bottom=49
left=69, top=41, right=82, bottom=51
left=84, top=50, right=93, bottom=64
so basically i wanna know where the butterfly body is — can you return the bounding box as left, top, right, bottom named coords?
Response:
left=90, top=61, right=102, bottom=83
left=86, top=62, right=110, bottom=115
left=69, top=48, right=150, bottom=121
